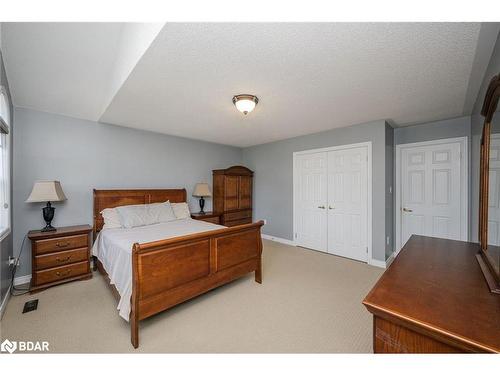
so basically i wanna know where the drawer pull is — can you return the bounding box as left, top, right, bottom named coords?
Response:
left=56, top=270, right=72, bottom=277
left=56, top=242, right=70, bottom=248
left=55, top=256, right=71, bottom=263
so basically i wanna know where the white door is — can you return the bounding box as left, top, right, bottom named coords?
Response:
left=327, top=147, right=368, bottom=262
left=400, top=141, right=465, bottom=247
left=295, top=152, right=328, bottom=251
left=488, top=135, right=500, bottom=245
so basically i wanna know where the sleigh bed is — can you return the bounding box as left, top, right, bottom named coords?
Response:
left=92, top=188, right=264, bottom=348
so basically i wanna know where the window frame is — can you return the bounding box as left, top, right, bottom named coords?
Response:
left=0, top=85, right=11, bottom=241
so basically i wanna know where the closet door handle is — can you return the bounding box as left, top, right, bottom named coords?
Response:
left=318, top=206, right=326, bottom=209
left=329, top=206, right=334, bottom=210
left=402, top=207, right=413, bottom=213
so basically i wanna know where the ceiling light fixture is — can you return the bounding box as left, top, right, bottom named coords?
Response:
left=232, top=94, right=258, bottom=115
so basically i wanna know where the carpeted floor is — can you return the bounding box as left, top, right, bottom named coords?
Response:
left=0, top=240, right=383, bottom=353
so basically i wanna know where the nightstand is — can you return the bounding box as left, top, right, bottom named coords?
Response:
left=28, top=225, right=92, bottom=293
left=191, top=212, right=222, bottom=225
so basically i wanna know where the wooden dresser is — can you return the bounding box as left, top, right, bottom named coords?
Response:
left=363, top=235, right=500, bottom=353
left=29, top=225, right=92, bottom=293
left=213, top=165, right=253, bottom=227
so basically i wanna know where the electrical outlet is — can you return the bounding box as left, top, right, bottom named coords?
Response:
left=8, top=256, right=16, bottom=266
left=386, top=236, right=390, bottom=245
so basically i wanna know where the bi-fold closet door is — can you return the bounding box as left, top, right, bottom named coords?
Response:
left=295, top=146, right=368, bottom=262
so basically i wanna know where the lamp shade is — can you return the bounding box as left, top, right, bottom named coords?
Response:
left=192, top=183, right=212, bottom=197
left=26, top=181, right=67, bottom=203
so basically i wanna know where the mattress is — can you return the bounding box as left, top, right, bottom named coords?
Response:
left=92, top=218, right=225, bottom=321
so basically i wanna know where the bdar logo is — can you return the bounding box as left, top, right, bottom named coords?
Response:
left=1, top=339, right=17, bottom=354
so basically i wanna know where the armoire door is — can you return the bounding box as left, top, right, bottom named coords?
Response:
left=295, top=152, right=328, bottom=251
left=327, top=147, right=368, bottom=262
left=238, top=175, right=252, bottom=209
left=224, top=175, right=239, bottom=211
left=400, top=141, right=463, bottom=248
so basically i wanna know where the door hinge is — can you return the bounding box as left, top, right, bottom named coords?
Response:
left=366, top=247, right=368, bottom=253
left=294, top=233, right=298, bottom=239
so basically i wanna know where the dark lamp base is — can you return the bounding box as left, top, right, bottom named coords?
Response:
left=41, top=224, right=56, bottom=232
left=198, top=197, right=206, bottom=214
left=41, top=201, right=56, bottom=232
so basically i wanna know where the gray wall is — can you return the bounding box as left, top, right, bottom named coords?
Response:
left=394, top=116, right=471, bottom=145
left=13, top=108, right=242, bottom=278
left=0, top=35, right=14, bottom=306
left=242, top=120, right=390, bottom=262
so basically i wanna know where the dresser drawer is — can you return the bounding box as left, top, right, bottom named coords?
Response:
left=35, top=261, right=89, bottom=285
left=224, top=210, right=252, bottom=221
left=34, top=247, right=89, bottom=270
left=224, top=218, right=252, bottom=227
left=34, top=234, right=88, bottom=255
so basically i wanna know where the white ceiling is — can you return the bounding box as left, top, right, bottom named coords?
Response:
left=2, top=23, right=124, bottom=120
left=3, top=22, right=500, bottom=147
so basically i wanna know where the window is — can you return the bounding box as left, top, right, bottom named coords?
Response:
left=0, top=86, right=11, bottom=240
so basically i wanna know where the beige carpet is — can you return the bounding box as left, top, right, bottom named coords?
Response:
left=0, top=240, right=383, bottom=353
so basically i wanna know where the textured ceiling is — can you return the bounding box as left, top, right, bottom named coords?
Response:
left=3, top=22, right=500, bottom=147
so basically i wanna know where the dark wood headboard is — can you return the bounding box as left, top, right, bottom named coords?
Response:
left=93, top=189, right=187, bottom=236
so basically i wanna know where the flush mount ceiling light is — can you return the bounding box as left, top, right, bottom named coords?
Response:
left=232, top=94, right=258, bottom=115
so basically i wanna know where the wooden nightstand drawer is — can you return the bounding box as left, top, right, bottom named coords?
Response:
left=224, top=210, right=252, bottom=221
left=225, top=218, right=252, bottom=227
left=34, top=247, right=89, bottom=270
left=199, top=216, right=221, bottom=224
left=191, top=212, right=222, bottom=224
left=35, top=261, right=89, bottom=285
left=34, top=234, right=88, bottom=255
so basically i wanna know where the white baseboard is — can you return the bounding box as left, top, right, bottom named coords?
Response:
left=262, top=234, right=396, bottom=269
left=385, top=252, right=396, bottom=268
left=261, top=234, right=296, bottom=246
left=13, top=274, right=31, bottom=286
left=0, top=286, right=11, bottom=320
left=368, top=258, right=386, bottom=268
left=369, top=252, right=396, bottom=269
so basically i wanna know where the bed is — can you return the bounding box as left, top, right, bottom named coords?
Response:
left=92, top=189, right=264, bottom=348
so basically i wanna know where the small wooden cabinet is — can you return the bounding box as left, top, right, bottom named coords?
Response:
left=213, top=166, right=253, bottom=227
left=29, top=225, right=92, bottom=293
left=191, top=211, right=222, bottom=225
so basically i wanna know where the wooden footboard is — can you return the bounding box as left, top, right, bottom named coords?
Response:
left=130, top=221, right=264, bottom=348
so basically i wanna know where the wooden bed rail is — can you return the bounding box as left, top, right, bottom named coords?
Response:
left=130, top=220, right=264, bottom=348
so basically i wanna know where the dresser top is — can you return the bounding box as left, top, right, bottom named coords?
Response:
left=28, top=225, right=92, bottom=240
left=363, top=235, right=500, bottom=353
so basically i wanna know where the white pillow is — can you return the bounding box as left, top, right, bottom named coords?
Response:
left=101, top=208, right=122, bottom=229
left=148, top=201, right=176, bottom=223
left=116, top=201, right=176, bottom=228
left=172, top=202, right=191, bottom=219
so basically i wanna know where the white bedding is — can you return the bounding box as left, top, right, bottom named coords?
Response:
left=92, top=218, right=225, bottom=321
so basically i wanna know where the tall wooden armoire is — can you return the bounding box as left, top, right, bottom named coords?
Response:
left=212, top=165, right=253, bottom=227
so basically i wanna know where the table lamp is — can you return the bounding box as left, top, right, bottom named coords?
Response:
left=26, top=180, right=67, bottom=232
left=192, top=183, right=211, bottom=214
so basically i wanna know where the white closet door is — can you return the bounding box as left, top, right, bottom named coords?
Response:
left=400, top=142, right=462, bottom=246
left=488, top=135, right=500, bottom=246
left=295, top=152, right=328, bottom=251
left=327, top=147, right=368, bottom=262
